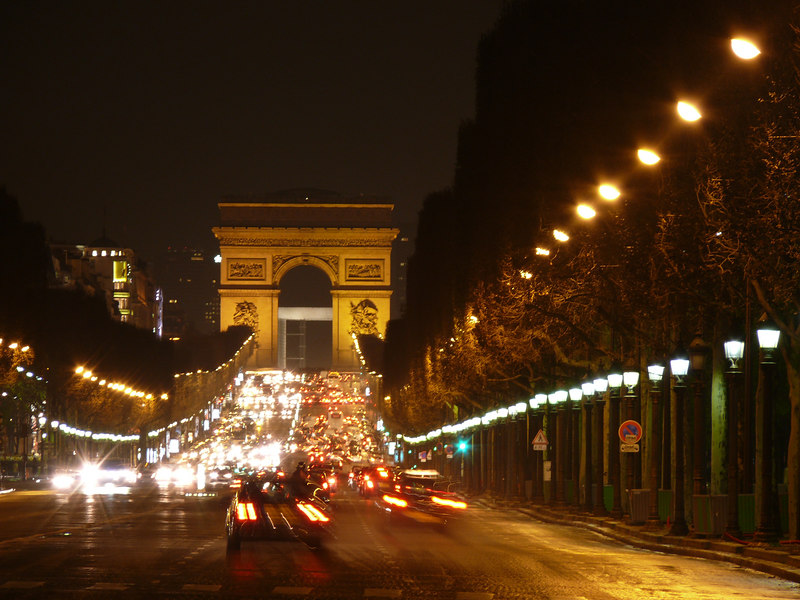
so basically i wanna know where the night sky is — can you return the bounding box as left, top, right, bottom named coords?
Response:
left=1, top=2, right=502, bottom=261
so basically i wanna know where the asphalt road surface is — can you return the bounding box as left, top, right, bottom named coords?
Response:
left=0, top=485, right=798, bottom=599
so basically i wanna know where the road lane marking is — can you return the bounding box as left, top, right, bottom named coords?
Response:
left=87, top=583, right=131, bottom=590
left=183, top=584, right=222, bottom=592
left=364, top=589, right=402, bottom=598
left=272, top=586, right=312, bottom=595
left=1, top=581, right=45, bottom=588
left=455, top=594, right=494, bottom=600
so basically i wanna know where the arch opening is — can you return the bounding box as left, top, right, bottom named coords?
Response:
left=278, top=265, right=332, bottom=370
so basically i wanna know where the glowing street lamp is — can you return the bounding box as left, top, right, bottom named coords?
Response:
left=553, top=229, right=570, bottom=242
left=677, top=101, right=702, bottom=122
left=598, top=184, right=621, bottom=201
left=637, top=148, right=661, bottom=165
left=576, top=204, right=596, bottom=220
left=730, top=38, right=760, bottom=60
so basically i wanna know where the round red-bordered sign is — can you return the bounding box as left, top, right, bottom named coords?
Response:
left=618, top=420, right=643, bottom=444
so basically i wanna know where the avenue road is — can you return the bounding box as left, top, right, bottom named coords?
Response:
left=0, top=484, right=797, bottom=599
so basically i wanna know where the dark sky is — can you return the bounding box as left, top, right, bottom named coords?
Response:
left=1, top=2, right=502, bottom=261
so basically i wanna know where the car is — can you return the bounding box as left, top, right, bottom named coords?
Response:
left=376, top=469, right=467, bottom=529
left=358, top=465, right=393, bottom=497
left=225, top=472, right=333, bottom=551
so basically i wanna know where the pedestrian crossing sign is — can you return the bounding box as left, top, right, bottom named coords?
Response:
left=532, top=429, right=548, bottom=451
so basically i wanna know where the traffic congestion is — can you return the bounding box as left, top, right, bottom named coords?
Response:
left=47, top=369, right=469, bottom=554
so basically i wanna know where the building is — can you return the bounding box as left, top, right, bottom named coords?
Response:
left=153, top=246, right=219, bottom=340
left=50, top=236, right=162, bottom=335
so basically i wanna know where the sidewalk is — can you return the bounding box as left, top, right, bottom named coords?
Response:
left=474, top=496, right=800, bottom=584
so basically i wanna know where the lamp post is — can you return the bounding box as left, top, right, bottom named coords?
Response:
left=669, top=355, right=690, bottom=536
left=607, top=370, right=624, bottom=518
left=724, top=338, right=745, bottom=537
left=689, top=333, right=711, bottom=496
left=530, top=394, right=547, bottom=504
left=569, top=387, right=583, bottom=508
left=646, top=364, right=665, bottom=527
left=622, top=370, right=640, bottom=519
left=581, top=382, right=595, bottom=513
left=545, top=392, right=558, bottom=505
left=553, top=389, right=568, bottom=506
left=592, top=378, right=609, bottom=515
left=753, top=322, right=781, bottom=544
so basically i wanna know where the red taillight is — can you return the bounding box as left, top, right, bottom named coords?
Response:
left=322, top=481, right=329, bottom=490
left=230, top=478, right=242, bottom=489
left=297, top=502, right=330, bottom=522
left=431, top=496, right=467, bottom=510
left=328, top=477, right=336, bottom=486
left=236, top=502, right=258, bottom=521
left=366, top=480, right=374, bottom=489
left=383, top=494, right=408, bottom=508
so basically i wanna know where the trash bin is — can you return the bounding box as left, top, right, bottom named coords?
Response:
left=628, top=489, right=650, bottom=524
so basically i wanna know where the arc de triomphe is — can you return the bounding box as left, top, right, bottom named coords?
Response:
left=213, top=190, right=398, bottom=370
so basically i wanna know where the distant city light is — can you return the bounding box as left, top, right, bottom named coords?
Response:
left=214, top=254, right=222, bottom=264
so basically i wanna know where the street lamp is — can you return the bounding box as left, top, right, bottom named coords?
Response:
left=753, top=321, right=781, bottom=543
left=569, top=387, right=583, bottom=508
left=531, top=393, right=547, bottom=504
left=592, top=377, right=609, bottom=515
left=669, top=354, right=690, bottom=535
left=622, top=369, right=640, bottom=519
left=607, top=369, right=624, bottom=518
left=581, top=382, right=595, bottom=513
left=724, top=336, right=745, bottom=537
left=646, top=364, right=665, bottom=527
left=553, top=389, right=569, bottom=506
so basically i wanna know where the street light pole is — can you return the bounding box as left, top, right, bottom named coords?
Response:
left=581, top=382, right=595, bottom=513
left=646, top=364, right=665, bottom=527
left=724, top=338, right=745, bottom=537
left=592, top=378, right=609, bottom=516
left=569, top=387, right=583, bottom=508
left=753, top=322, right=781, bottom=544
left=607, top=371, right=624, bottom=518
left=622, top=370, right=640, bottom=520
left=669, top=356, right=690, bottom=536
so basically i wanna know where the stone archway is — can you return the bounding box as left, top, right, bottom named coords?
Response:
left=212, top=190, right=398, bottom=370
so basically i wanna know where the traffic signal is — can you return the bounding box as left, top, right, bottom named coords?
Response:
left=458, top=440, right=468, bottom=451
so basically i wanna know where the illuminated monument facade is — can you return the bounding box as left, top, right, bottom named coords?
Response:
left=213, top=190, right=398, bottom=370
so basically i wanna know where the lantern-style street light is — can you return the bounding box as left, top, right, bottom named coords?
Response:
left=581, top=381, right=595, bottom=513
left=669, top=354, right=690, bottom=536
left=724, top=336, right=745, bottom=536
left=607, top=369, right=624, bottom=518
left=592, top=377, right=609, bottom=515
left=646, top=364, right=665, bottom=527
left=622, top=369, right=640, bottom=519
left=753, top=321, right=781, bottom=543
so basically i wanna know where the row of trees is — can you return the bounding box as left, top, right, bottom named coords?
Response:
left=382, top=1, right=800, bottom=538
